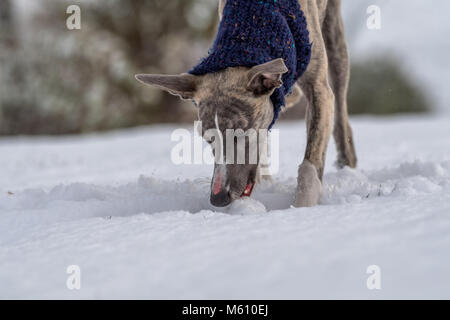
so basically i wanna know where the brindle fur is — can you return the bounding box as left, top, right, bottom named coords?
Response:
left=136, top=0, right=357, bottom=207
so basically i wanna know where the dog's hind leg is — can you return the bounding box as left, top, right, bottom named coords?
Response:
left=323, top=0, right=357, bottom=168
left=295, top=1, right=335, bottom=207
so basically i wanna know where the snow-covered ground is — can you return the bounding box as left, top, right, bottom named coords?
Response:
left=1, top=116, right=450, bottom=299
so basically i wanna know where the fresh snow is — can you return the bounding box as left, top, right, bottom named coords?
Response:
left=1, top=116, right=450, bottom=299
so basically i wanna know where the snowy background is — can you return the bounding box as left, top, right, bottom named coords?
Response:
left=342, top=0, right=450, bottom=113
left=1, top=116, right=450, bottom=299
left=1, top=0, right=450, bottom=299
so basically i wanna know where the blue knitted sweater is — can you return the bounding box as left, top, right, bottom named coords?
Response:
left=189, top=0, right=311, bottom=128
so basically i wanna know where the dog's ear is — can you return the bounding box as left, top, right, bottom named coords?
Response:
left=135, top=73, right=200, bottom=100
left=247, top=58, right=289, bottom=95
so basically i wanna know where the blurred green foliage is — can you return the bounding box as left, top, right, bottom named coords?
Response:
left=0, top=0, right=218, bottom=135
left=348, top=57, right=430, bottom=115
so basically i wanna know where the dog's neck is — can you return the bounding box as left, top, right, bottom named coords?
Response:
left=190, top=0, right=311, bottom=128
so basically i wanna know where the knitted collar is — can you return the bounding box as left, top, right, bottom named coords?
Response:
left=189, top=0, right=311, bottom=129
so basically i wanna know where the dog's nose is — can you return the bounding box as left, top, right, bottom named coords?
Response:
left=210, top=191, right=232, bottom=207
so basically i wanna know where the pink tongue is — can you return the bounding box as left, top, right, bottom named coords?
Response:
left=213, top=172, right=222, bottom=195
left=242, top=183, right=253, bottom=197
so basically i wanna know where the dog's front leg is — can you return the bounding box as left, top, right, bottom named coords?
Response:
left=295, top=2, right=334, bottom=207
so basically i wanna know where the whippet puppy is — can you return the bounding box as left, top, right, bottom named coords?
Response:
left=136, top=0, right=357, bottom=208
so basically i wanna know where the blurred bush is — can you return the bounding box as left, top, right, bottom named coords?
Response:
left=348, top=57, right=431, bottom=115
left=0, top=0, right=217, bottom=135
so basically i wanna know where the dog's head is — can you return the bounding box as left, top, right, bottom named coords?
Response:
left=136, top=58, right=288, bottom=207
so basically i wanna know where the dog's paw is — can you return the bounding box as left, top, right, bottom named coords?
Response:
left=294, top=160, right=322, bottom=207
